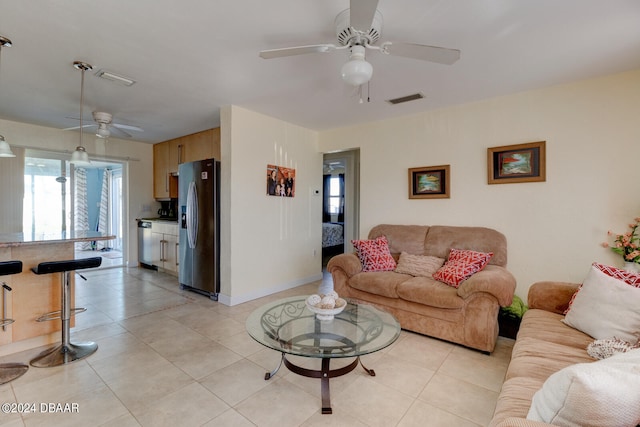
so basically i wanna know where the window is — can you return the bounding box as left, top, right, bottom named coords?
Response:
left=23, top=157, right=71, bottom=235
left=328, top=177, right=341, bottom=214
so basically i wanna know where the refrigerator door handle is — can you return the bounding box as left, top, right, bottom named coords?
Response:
left=186, top=181, right=198, bottom=249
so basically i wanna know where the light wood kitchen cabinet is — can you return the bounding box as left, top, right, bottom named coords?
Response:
left=153, top=128, right=221, bottom=200
left=150, top=222, right=179, bottom=274
left=153, top=142, right=178, bottom=199
left=183, top=128, right=221, bottom=162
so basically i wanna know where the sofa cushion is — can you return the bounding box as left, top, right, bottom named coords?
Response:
left=490, top=377, right=544, bottom=427
left=563, top=265, right=640, bottom=342
left=432, top=248, right=493, bottom=288
left=516, top=309, right=593, bottom=351
left=394, top=252, right=444, bottom=277
left=424, top=225, right=507, bottom=266
left=396, top=276, right=464, bottom=309
left=351, top=236, right=397, bottom=272
left=349, top=271, right=411, bottom=298
left=506, top=336, right=594, bottom=382
left=368, top=224, right=430, bottom=255
left=527, top=348, right=640, bottom=427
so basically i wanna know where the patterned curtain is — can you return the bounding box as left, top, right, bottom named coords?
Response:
left=74, top=168, right=91, bottom=250
left=96, top=169, right=111, bottom=250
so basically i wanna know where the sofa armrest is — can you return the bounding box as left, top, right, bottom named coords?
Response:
left=495, top=417, right=553, bottom=427
left=527, top=281, right=580, bottom=314
left=456, top=265, right=516, bottom=307
left=327, top=253, right=362, bottom=278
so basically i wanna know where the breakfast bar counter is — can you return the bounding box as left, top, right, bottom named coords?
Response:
left=0, top=231, right=114, bottom=353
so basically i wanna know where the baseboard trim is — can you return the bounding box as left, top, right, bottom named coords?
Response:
left=217, top=272, right=323, bottom=306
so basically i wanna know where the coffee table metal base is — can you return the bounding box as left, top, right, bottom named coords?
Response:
left=265, top=353, right=375, bottom=414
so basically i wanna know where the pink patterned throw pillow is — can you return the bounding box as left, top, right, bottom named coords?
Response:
left=564, top=262, right=640, bottom=315
left=432, top=248, right=493, bottom=288
left=352, top=236, right=396, bottom=272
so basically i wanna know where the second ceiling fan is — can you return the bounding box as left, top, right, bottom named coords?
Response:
left=65, top=111, right=144, bottom=139
left=259, top=0, right=461, bottom=86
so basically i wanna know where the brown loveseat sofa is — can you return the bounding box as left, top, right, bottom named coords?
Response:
left=327, top=224, right=516, bottom=353
left=490, top=281, right=593, bottom=427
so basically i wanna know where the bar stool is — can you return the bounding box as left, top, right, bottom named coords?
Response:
left=0, top=260, right=29, bottom=384
left=29, top=257, right=102, bottom=367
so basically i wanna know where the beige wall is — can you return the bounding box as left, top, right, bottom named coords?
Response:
left=0, top=118, right=155, bottom=266
left=219, top=105, right=323, bottom=305
left=319, top=69, right=640, bottom=299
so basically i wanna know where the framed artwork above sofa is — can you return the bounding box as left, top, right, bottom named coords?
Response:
left=408, top=164, right=450, bottom=199
left=487, top=140, right=546, bottom=184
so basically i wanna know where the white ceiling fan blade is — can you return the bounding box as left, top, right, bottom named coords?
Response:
left=113, top=123, right=143, bottom=132
left=259, top=44, right=336, bottom=59
left=350, top=0, right=379, bottom=31
left=63, top=124, right=95, bottom=131
left=382, top=42, right=461, bottom=65
left=108, top=126, right=132, bottom=138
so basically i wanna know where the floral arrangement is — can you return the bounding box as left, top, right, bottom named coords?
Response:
left=602, top=217, right=640, bottom=263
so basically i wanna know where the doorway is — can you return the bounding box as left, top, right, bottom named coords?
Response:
left=322, top=149, right=360, bottom=267
left=22, top=150, right=126, bottom=269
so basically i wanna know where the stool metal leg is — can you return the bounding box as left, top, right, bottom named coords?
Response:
left=30, top=271, right=98, bottom=367
left=1, top=282, right=29, bottom=384
left=0, top=363, right=29, bottom=385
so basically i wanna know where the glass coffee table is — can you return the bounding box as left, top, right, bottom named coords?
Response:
left=246, top=296, right=401, bottom=414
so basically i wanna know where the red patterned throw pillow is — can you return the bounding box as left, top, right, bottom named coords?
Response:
left=432, top=248, right=493, bottom=288
left=352, top=236, right=396, bottom=272
left=564, top=262, right=640, bottom=314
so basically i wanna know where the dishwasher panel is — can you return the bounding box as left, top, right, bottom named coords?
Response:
left=138, top=220, right=155, bottom=269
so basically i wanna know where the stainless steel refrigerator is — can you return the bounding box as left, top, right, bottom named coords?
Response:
left=178, top=158, right=220, bottom=300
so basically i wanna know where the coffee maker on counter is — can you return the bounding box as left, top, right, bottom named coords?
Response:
left=157, top=200, right=177, bottom=220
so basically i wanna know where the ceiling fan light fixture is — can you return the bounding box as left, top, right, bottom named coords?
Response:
left=341, top=45, right=373, bottom=86
left=0, top=36, right=16, bottom=158
left=70, top=146, right=90, bottom=165
left=70, top=61, right=93, bottom=166
left=96, top=124, right=110, bottom=138
left=0, top=135, right=16, bottom=158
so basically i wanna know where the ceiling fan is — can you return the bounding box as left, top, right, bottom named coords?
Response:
left=65, top=111, right=143, bottom=139
left=259, top=0, right=461, bottom=86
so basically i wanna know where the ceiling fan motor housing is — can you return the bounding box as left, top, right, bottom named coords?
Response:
left=93, top=111, right=113, bottom=124
left=335, top=9, right=382, bottom=46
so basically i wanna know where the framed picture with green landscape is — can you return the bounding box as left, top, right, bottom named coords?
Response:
left=487, top=141, right=546, bottom=184
left=408, top=165, right=450, bottom=199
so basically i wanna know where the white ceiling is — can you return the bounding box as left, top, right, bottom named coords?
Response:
left=1, top=0, right=639, bottom=144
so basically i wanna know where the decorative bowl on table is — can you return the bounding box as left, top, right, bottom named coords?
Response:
left=305, top=293, right=347, bottom=320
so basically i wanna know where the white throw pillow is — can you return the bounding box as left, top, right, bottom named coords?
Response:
left=562, top=265, right=640, bottom=342
left=527, top=348, right=640, bottom=426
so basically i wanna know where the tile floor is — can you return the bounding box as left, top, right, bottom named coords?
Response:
left=0, top=267, right=513, bottom=427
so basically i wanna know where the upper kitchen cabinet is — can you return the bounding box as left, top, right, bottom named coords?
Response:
left=186, top=128, right=220, bottom=162
left=153, top=141, right=177, bottom=199
left=153, top=128, right=221, bottom=200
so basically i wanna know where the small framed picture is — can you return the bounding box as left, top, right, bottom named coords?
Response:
left=266, top=164, right=295, bottom=197
left=487, top=141, right=546, bottom=184
left=408, top=165, right=450, bottom=199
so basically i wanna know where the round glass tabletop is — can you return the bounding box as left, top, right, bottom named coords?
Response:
left=246, top=296, right=401, bottom=359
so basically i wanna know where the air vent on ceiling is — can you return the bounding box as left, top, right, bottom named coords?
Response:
left=386, top=93, right=425, bottom=105
left=95, top=69, right=136, bottom=86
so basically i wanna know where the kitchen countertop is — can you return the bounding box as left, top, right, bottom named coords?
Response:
left=0, top=230, right=115, bottom=248
left=138, top=218, right=178, bottom=223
